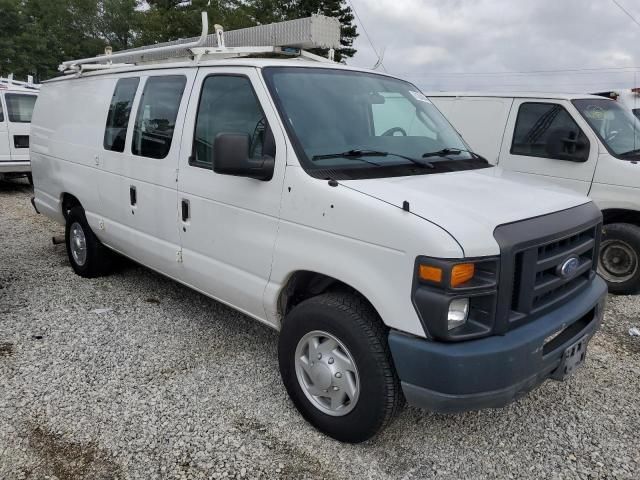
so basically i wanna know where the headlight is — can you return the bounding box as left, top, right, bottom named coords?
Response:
left=413, top=256, right=499, bottom=341
left=448, top=298, right=469, bottom=330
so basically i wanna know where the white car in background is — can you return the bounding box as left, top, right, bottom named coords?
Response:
left=0, top=76, right=39, bottom=183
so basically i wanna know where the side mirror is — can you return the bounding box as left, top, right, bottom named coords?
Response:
left=546, top=128, right=589, bottom=162
left=213, top=132, right=275, bottom=181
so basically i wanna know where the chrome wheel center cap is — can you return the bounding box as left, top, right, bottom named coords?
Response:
left=310, top=362, right=333, bottom=390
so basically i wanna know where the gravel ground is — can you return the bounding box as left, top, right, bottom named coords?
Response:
left=1, top=178, right=639, bottom=480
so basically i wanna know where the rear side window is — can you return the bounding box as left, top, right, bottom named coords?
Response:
left=633, top=108, right=640, bottom=120
left=132, top=75, right=186, bottom=159
left=104, top=77, right=139, bottom=152
left=5, top=94, right=37, bottom=123
left=0, top=96, right=4, bottom=122
left=511, top=102, right=589, bottom=162
left=192, top=75, right=265, bottom=167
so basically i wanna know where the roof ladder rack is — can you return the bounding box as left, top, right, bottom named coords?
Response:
left=59, top=13, right=341, bottom=74
left=0, top=74, right=40, bottom=90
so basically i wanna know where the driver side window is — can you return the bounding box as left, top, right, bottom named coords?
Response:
left=371, top=92, right=437, bottom=139
left=192, top=75, right=265, bottom=168
left=511, top=102, right=589, bottom=162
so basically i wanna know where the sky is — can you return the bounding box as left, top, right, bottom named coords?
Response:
left=345, top=0, right=640, bottom=94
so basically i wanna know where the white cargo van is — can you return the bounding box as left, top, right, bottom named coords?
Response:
left=31, top=17, right=607, bottom=442
left=0, top=76, right=39, bottom=182
left=430, top=92, right=640, bottom=294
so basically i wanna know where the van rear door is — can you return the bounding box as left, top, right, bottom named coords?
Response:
left=0, top=93, right=10, bottom=162
left=4, top=92, right=36, bottom=161
left=498, top=99, right=598, bottom=194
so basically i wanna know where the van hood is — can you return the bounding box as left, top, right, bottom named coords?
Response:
left=341, top=167, right=591, bottom=257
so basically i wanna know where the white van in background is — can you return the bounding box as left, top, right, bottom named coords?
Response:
left=0, top=76, right=39, bottom=183
left=30, top=16, right=608, bottom=442
left=430, top=92, right=640, bottom=294
left=592, top=87, right=640, bottom=120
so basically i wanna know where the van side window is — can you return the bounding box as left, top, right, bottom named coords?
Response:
left=132, top=75, right=186, bottom=159
left=5, top=94, right=37, bottom=123
left=192, top=75, right=265, bottom=168
left=633, top=108, right=640, bottom=120
left=104, top=77, right=139, bottom=152
left=511, top=102, right=589, bottom=162
left=0, top=97, right=4, bottom=122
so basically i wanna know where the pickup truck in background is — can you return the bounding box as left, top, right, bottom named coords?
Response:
left=430, top=92, right=640, bottom=294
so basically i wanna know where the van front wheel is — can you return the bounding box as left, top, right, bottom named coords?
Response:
left=598, top=223, right=640, bottom=295
left=278, top=291, right=402, bottom=443
left=65, top=207, right=112, bottom=278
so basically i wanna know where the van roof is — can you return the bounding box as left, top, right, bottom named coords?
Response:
left=0, top=84, right=39, bottom=94
left=44, top=58, right=394, bottom=83
left=425, top=91, right=609, bottom=101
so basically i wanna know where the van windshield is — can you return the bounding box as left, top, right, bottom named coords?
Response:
left=573, top=98, right=640, bottom=158
left=263, top=67, right=488, bottom=179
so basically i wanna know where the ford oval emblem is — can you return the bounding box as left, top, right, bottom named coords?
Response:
left=557, top=256, right=580, bottom=279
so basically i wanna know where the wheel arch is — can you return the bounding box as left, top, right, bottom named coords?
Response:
left=60, top=192, right=83, bottom=220
left=601, top=208, right=640, bottom=227
left=277, top=270, right=382, bottom=321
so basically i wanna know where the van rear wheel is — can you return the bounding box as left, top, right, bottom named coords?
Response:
left=65, top=206, right=112, bottom=278
left=598, top=223, right=640, bottom=295
left=278, top=291, right=402, bottom=443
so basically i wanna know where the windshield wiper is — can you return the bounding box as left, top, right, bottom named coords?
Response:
left=422, top=148, right=488, bottom=162
left=312, top=149, right=434, bottom=168
left=619, top=148, right=640, bottom=157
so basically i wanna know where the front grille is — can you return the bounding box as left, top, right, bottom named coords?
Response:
left=493, top=203, right=602, bottom=334
left=510, top=225, right=598, bottom=321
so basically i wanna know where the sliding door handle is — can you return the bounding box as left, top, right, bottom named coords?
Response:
left=129, top=185, right=137, bottom=206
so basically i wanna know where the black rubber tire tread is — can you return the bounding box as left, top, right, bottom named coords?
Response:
left=600, top=222, right=640, bottom=295
left=278, top=290, right=403, bottom=443
left=65, top=206, right=112, bottom=278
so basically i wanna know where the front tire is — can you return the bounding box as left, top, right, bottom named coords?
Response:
left=65, top=206, right=112, bottom=278
left=278, top=291, right=402, bottom=443
left=598, top=223, right=640, bottom=295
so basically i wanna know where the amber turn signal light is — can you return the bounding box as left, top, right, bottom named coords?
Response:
left=451, top=263, right=475, bottom=287
left=419, top=265, right=443, bottom=283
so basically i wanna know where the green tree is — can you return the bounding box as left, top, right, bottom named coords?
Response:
left=0, top=0, right=26, bottom=76
left=98, top=0, right=142, bottom=50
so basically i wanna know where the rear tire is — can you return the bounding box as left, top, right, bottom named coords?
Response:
left=598, top=223, right=640, bottom=295
left=278, top=291, right=402, bottom=443
left=65, top=206, right=112, bottom=278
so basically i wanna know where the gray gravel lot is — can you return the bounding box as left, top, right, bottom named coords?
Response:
left=1, top=178, right=639, bottom=480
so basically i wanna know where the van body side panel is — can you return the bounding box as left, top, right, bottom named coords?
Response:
left=266, top=166, right=464, bottom=337
left=430, top=96, right=513, bottom=164
left=176, top=67, right=286, bottom=323
left=589, top=180, right=640, bottom=212
left=31, top=78, right=111, bottom=227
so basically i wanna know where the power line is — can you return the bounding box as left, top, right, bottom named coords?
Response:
left=346, top=0, right=387, bottom=72
left=396, top=66, right=640, bottom=77
left=610, top=0, right=640, bottom=29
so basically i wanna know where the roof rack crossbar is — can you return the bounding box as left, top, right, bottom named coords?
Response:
left=58, top=13, right=341, bottom=73
left=0, top=74, right=40, bottom=90
left=59, top=12, right=209, bottom=72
